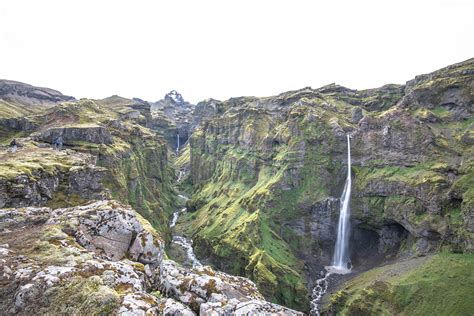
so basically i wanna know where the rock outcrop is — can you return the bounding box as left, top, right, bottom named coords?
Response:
left=34, top=125, right=113, bottom=145
left=0, top=143, right=108, bottom=208
left=160, top=259, right=303, bottom=315
left=0, top=201, right=165, bottom=315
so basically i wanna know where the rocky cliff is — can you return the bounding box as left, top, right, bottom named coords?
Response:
left=0, top=93, right=176, bottom=233
left=173, top=58, right=473, bottom=311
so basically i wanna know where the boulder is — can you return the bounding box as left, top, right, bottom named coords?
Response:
left=160, top=260, right=303, bottom=315
left=0, top=201, right=164, bottom=315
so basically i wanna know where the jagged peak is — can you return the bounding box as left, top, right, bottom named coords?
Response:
left=164, top=90, right=185, bottom=105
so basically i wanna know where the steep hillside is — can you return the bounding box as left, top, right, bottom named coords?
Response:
left=0, top=91, right=177, bottom=233
left=324, top=253, right=473, bottom=315
left=173, top=58, right=473, bottom=311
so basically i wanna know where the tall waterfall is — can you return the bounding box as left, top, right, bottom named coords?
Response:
left=310, top=136, right=353, bottom=316
left=332, top=135, right=352, bottom=269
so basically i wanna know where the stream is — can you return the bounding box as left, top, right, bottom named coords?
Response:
left=168, top=194, right=202, bottom=267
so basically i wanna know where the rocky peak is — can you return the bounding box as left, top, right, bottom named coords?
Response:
left=149, top=90, right=196, bottom=149
left=164, top=90, right=185, bottom=105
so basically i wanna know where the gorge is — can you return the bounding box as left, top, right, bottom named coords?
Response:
left=0, top=58, right=473, bottom=315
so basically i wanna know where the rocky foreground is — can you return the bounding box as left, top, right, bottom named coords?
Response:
left=0, top=200, right=302, bottom=315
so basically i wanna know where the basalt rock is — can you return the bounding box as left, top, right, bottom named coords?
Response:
left=34, top=125, right=113, bottom=145
left=0, top=144, right=108, bottom=208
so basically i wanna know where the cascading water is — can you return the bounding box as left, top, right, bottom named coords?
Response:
left=176, top=133, right=180, bottom=155
left=168, top=194, right=202, bottom=267
left=310, top=135, right=352, bottom=316
left=332, top=134, right=352, bottom=270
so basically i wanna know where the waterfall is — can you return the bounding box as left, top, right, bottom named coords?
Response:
left=176, top=133, right=180, bottom=154
left=333, top=134, right=352, bottom=270
left=310, top=135, right=352, bottom=316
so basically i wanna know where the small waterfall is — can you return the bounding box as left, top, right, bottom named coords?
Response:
left=310, top=271, right=330, bottom=315
left=333, top=134, right=352, bottom=270
left=176, top=133, right=180, bottom=155
left=169, top=208, right=186, bottom=228
left=172, top=236, right=202, bottom=267
left=168, top=194, right=202, bottom=267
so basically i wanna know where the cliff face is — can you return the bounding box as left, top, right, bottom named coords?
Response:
left=0, top=94, right=176, bottom=233
left=176, top=58, right=473, bottom=311
left=0, top=142, right=108, bottom=209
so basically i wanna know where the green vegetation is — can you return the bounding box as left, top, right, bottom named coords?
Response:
left=326, top=253, right=474, bottom=315
left=50, top=276, right=120, bottom=315
left=0, top=144, right=85, bottom=181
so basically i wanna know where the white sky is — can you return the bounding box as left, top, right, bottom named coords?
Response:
left=1, top=0, right=472, bottom=103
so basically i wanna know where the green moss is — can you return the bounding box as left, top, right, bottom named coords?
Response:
left=49, top=276, right=120, bottom=315
left=97, top=133, right=176, bottom=235
left=46, top=192, right=88, bottom=209
left=327, top=253, right=474, bottom=315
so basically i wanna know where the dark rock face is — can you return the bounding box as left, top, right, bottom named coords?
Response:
left=0, top=117, right=38, bottom=132
left=0, top=174, right=60, bottom=208
left=68, top=165, right=108, bottom=199
left=0, top=144, right=108, bottom=209
left=192, top=99, right=222, bottom=129
left=34, top=125, right=113, bottom=144
left=0, top=163, right=107, bottom=209
left=0, top=79, right=74, bottom=105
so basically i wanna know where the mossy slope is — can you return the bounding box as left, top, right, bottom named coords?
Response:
left=325, top=253, right=474, bottom=315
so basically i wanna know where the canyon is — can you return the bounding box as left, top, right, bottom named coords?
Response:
left=0, top=58, right=473, bottom=315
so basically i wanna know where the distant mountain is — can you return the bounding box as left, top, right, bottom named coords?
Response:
left=0, top=79, right=74, bottom=118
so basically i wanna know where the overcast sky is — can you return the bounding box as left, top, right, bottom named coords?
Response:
left=1, top=0, right=472, bottom=103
